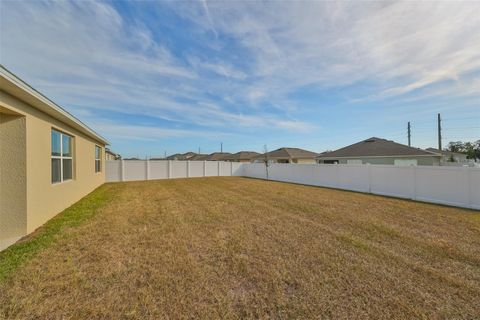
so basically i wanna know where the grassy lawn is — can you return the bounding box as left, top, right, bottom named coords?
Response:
left=1, top=177, right=479, bottom=319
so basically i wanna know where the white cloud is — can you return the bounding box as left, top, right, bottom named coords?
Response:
left=1, top=0, right=479, bottom=147
left=90, top=121, right=222, bottom=141
left=173, top=1, right=480, bottom=102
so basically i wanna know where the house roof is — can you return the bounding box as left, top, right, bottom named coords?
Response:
left=255, top=147, right=318, bottom=160
left=189, top=154, right=208, bottom=160
left=221, top=151, right=260, bottom=161
left=204, top=152, right=232, bottom=161
left=318, top=137, right=441, bottom=159
left=0, top=65, right=109, bottom=145
left=425, top=148, right=465, bottom=157
left=166, top=152, right=197, bottom=160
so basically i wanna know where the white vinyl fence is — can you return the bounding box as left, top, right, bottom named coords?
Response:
left=106, top=161, right=479, bottom=210
left=106, top=160, right=244, bottom=182
left=242, top=163, right=480, bottom=210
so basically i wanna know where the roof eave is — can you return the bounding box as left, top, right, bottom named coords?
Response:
left=0, top=65, right=109, bottom=145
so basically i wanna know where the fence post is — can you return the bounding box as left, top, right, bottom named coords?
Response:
left=230, top=162, right=233, bottom=176
left=168, top=160, right=172, bottom=179
left=217, top=161, right=221, bottom=176
left=187, top=161, right=190, bottom=178
left=146, top=159, right=150, bottom=180
left=203, top=161, right=207, bottom=177
left=121, top=159, right=125, bottom=182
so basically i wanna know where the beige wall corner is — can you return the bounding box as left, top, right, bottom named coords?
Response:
left=0, top=112, right=27, bottom=249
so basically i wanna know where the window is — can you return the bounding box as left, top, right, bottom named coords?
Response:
left=95, top=145, right=102, bottom=173
left=51, top=129, right=73, bottom=183
left=323, top=160, right=339, bottom=164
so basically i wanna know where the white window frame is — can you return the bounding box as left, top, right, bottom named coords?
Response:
left=95, top=145, right=102, bottom=173
left=51, top=129, right=74, bottom=184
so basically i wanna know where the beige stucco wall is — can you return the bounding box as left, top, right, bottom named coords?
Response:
left=0, top=90, right=105, bottom=244
left=0, top=111, right=27, bottom=249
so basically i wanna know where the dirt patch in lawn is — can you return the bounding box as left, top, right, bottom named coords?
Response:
left=1, top=177, right=479, bottom=319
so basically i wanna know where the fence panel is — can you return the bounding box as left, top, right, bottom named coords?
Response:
left=219, top=162, right=231, bottom=176
left=370, top=165, right=414, bottom=199
left=149, top=160, right=169, bottom=180
left=415, top=167, right=470, bottom=207
left=204, top=161, right=218, bottom=176
left=189, top=161, right=204, bottom=177
left=243, top=163, right=267, bottom=179
left=470, top=169, right=480, bottom=209
left=171, top=161, right=188, bottom=179
left=231, top=162, right=244, bottom=176
left=106, top=160, right=122, bottom=182
left=123, top=160, right=147, bottom=181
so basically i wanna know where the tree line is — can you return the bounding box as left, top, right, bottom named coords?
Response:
left=446, top=140, right=480, bottom=161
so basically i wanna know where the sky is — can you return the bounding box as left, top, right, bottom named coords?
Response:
left=1, top=1, right=479, bottom=158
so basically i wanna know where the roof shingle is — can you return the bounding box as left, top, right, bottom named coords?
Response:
left=318, top=137, right=441, bottom=158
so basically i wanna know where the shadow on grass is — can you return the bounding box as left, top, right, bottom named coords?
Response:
left=0, top=184, right=116, bottom=283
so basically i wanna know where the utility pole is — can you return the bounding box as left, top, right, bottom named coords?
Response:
left=437, top=113, right=442, bottom=151
left=198, top=147, right=201, bottom=154
left=220, top=142, right=223, bottom=153
left=407, top=122, right=411, bottom=147
left=164, top=151, right=166, bottom=159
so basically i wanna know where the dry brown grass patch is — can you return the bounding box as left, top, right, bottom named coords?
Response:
left=1, top=177, right=479, bottom=319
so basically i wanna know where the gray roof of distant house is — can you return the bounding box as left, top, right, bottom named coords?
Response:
left=189, top=154, right=208, bottom=160
left=221, top=151, right=260, bottom=161
left=318, top=137, right=441, bottom=158
left=166, top=152, right=197, bottom=160
left=204, top=152, right=232, bottom=161
left=255, top=147, right=318, bottom=160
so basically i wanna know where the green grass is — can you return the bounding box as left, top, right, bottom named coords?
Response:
left=0, top=184, right=115, bottom=282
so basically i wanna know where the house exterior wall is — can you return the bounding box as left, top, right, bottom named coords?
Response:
left=0, top=111, right=27, bottom=249
left=318, top=156, right=441, bottom=166
left=0, top=90, right=106, bottom=242
left=441, top=154, right=468, bottom=163
left=106, top=152, right=117, bottom=160
left=295, top=158, right=317, bottom=164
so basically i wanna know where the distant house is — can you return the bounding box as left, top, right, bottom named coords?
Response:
left=166, top=152, right=197, bottom=160
left=425, top=148, right=468, bottom=163
left=105, top=148, right=121, bottom=160
left=204, top=152, right=232, bottom=161
left=317, top=137, right=441, bottom=166
left=189, top=154, right=208, bottom=161
left=124, top=157, right=140, bottom=161
left=254, top=147, right=318, bottom=164
left=221, top=151, right=260, bottom=162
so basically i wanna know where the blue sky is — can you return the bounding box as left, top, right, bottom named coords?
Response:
left=1, top=1, right=479, bottom=157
